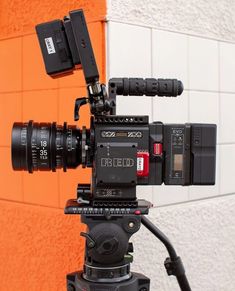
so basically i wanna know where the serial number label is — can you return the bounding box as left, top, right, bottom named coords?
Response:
left=137, top=157, right=144, bottom=171
left=45, top=37, right=56, bottom=54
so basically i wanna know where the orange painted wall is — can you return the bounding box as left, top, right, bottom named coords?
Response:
left=0, top=0, right=106, bottom=290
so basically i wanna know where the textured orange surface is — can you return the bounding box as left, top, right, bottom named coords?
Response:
left=0, top=0, right=106, bottom=290
left=0, top=200, right=86, bottom=291
left=0, top=38, right=22, bottom=92
left=0, top=0, right=106, bottom=40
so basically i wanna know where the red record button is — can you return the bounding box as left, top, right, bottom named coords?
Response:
left=153, top=143, right=163, bottom=155
left=134, top=210, right=141, bottom=215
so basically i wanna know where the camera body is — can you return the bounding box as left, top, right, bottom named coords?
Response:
left=11, top=9, right=217, bottom=208
left=12, top=115, right=216, bottom=205
left=91, top=115, right=216, bottom=203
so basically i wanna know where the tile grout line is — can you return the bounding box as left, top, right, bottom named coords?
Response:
left=187, top=35, right=190, bottom=201
left=153, top=191, right=235, bottom=209
left=218, top=142, right=235, bottom=146
left=3, top=87, right=235, bottom=95
left=102, top=20, right=107, bottom=84
left=150, top=27, right=154, bottom=202
left=151, top=28, right=154, bottom=123
left=218, top=41, right=222, bottom=196
left=0, top=86, right=88, bottom=95
left=0, top=19, right=105, bottom=42
left=21, top=36, right=24, bottom=203
left=0, top=197, right=64, bottom=211
left=106, top=20, right=110, bottom=83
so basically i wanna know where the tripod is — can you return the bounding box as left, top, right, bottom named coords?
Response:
left=65, top=199, right=191, bottom=291
left=9, top=8, right=216, bottom=291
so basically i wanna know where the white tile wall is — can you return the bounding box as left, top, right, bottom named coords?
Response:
left=153, top=186, right=189, bottom=206
left=220, top=93, right=235, bottom=144
left=152, top=30, right=188, bottom=88
left=107, top=22, right=151, bottom=77
left=189, top=91, right=220, bottom=143
left=153, top=91, right=189, bottom=123
left=188, top=36, right=219, bottom=91
left=220, top=144, right=235, bottom=194
left=189, top=91, right=219, bottom=124
left=107, top=21, right=235, bottom=206
left=220, top=42, right=235, bottom=93
left=116, top=95, right=153, bottom=121
left=136, top=186, right=153, bottom=204
left=107, top=22, right=152, bottom=119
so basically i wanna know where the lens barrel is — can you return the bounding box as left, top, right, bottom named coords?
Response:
left=12, top=121, right=82, bottom=173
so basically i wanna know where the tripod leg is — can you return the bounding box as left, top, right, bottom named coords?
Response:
left=141, top=216, right=191, bottom=291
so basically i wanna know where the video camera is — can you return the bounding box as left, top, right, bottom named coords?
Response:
left=11, top=9, right=217, bottom=291
left=12, top=11, right=216, bottom=208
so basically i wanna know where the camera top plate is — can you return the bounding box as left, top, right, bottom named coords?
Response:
left=64, top=199, right=152, bottom=216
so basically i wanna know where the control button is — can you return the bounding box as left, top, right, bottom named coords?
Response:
left=153, top=143, right=163, bottom=155
left=134, top=210, right=141, bottom=215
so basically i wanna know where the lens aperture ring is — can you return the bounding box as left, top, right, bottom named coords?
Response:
left=62, top=122, right=68, bottom=172
left=50, top=122, right=57, bottom=172
left=26, top=120, right=33, bottom=173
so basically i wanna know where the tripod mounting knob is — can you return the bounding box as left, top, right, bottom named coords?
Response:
left=96, top=237, right=119, bottom=255
left=81, top=232, right=96, bottom=248
left=77, top=183, right=91, bottom=205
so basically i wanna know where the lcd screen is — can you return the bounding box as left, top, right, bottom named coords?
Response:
left=174, top=154, right=183, bottom=171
